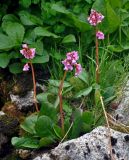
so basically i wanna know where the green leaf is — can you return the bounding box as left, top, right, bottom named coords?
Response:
left=35, top=115, right=53, bottom=137
left=2, top=14, right=19, bottom=22
left=106, top=2, right=120, bottom=33
left=62, top=34, right=76, bottom=43
left=39, top=137, right=55, bottom=147
left=53, top=125, right=62, bottom=139
left=19, top=11, right=43, bottom=26
left=39, top=102, right=58, bottom=122
left=49, top=79, right=71, bottom=88
left=70, top=108, right=82, bottom=139
left=23, top=29, right=36, bottom=43
left=11, top=137, right=39, bottom=149
left=82, top=111, right=94, bottom=125
left=0, top=53, right=10, bottom=68
left=20, top=114, right=38, bottom=134
left=3, top=22, right=25, bottom=44
left=107, top=45, right=123, bottom=52
left=0, top=33, right=15, bottom=50
left=82, top=123, right=92, bottom=132
left=9, top=63, right=23, bottom=74
left=108, top=0, right=122, bottom=9
left=74, top=86, right=92, bottom=98
left=20, top=0, right=31, bottom=8
left=37, top=92, right=52, bottom=106
left=69, top=77, right=86, bottom=92
left=34, top=27, right=59, bottom=38
left=78, top=69, right=89, bottom=84
left=51, top=3, right=91, bottom=32
left=29, top=39, right=44, bottom=55
left=92, top=0, right=106, bottom=14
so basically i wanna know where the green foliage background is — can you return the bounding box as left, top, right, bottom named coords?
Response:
left=0, top=0, right=128, bottom=74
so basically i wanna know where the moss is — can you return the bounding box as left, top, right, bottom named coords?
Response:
left=0, top=114, right=19, bottom=136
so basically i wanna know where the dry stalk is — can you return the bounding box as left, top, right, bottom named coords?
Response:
left=100, top=96, right=115, bottom=160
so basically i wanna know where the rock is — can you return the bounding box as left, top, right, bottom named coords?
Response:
left=0, top=112, right=19, bottom=157
left=10, top=91, right=34, bottom=111
left=33, top=126, right=129, bottom=160
left=113, top=79, right=129, bottom=125
left=10, top=83, right=46, bottom=111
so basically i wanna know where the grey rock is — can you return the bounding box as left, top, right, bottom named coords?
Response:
left=33, top=126, right=129, bottom=160
left=10, top=91, right=34, bottom=110
left=10, top=83, right=45, bottom=111
left=114, top=79, right=129, bottom=125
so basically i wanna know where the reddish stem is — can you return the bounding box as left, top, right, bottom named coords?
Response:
left=58, top=70, right=67, bottom=135
left=29, top=62, right=39, bottom=112
left=95, top=27, right=99, bottom=83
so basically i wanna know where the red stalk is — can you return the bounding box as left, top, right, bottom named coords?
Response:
left=29, top=62, right=39, bottom=112
left=95, top=27, right=99, bottom=83
left=58, top=70, right=67, bottom=134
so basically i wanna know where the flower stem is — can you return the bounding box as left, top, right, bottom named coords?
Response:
left=29, top=62, right=39, bottom=112
left=58, top=70, right=67, bottom=135
left=95, top=27, right=99, bottom=83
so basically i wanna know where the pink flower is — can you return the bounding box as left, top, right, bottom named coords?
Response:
left=20, top=44, right=36, bottom=59
left=66, top=51, right=79, bottom=64
left=96, top=31, right=104, bottom=39
left=75, top=63, right=82, bottom=76
left=23, top=63, right=30, bottom=71
left=62, top=51, right=82, bottom=76
left=62, top=59, right=73, bottom=71
left=87, top=9, right=104, bottom=26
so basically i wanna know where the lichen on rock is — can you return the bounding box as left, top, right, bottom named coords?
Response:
left=33, top=126, right=129, bottom=160
left=114, top=79, right=129, bottom=125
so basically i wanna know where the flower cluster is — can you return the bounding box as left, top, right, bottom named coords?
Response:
left=20, top=44, right=36, bottom=71
left=87, top=9, right=104, bottom=26
left=96, top=31, right=104, bottom=40
left=62, top=51, right=82, bottom=76
left=20, top=44, right=36, bottom=59
left=88, top=9, right=105, bottom=40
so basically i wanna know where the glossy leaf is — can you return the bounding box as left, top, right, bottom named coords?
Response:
left=39, top=102, right=58, bottom=122
left=20, top=0, right=31, bottom=8
left=49, top=79, right=71, bottom=88
left=70, top=108, right=82, bottom=139
left=82, top=111, right=94, bottom=125
left=53, top=125, right=62, bottom=139
left=20, top=114, right=38, bottom=134
left=9, top=63, right=23, bottom=74
left=35, top=115, right=53, bottom=137
left=62, top=34, right=76, bottom=43
left=3, top=22, right=25, bottom=44
left=34, top=27, right=59, bottom=38
left=0, top=33, right=15, bottom=50
left=74, top=86, right=92, bottom=98
left=0, top=53, right=10, bottom=68
left=106, top=2, right=120, bottom=33
left=11, top=137, right=39, bottom=148
left=39, top=137, right=55, bottom=147
left=51, top=3, right=91, bottom=32
left=19, top=11, right=43, bottom=26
